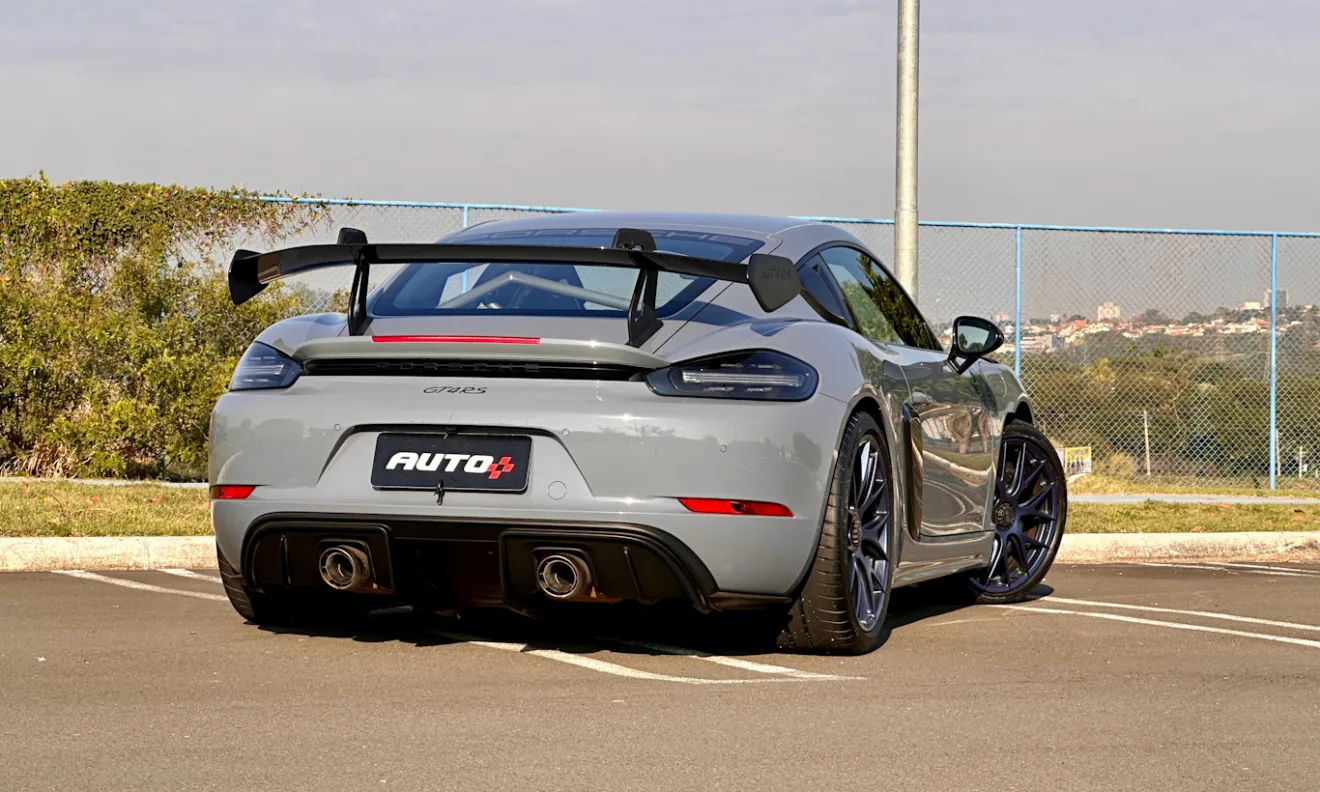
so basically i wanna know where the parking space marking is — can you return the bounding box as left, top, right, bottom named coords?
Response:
left=1213, top=562, right=1320, bottom=576
left=1038, top=595, right=1320, bottom=633
left=428, top=631, right=833, bottom=685
left=1000, top=605, right=1320, bottom=650
left=44, top=571, right=848, bottom=685
left=161, top=569, right=220, bottom=582
left=53, top=570, right=228, bottom=602
left=1137, top=562, right=1313, bottom=578
left=603, top=639, right=863, bottom=680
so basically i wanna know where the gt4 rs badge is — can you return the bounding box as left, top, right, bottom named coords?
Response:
left=423, top=386, right=487, bottom=394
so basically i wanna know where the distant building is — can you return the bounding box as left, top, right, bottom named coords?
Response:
left=993, top=311, right=1010, bottom=323
left=1048, top=312, right=1061, bottom=324
left=1017, top=335, right=1058, bottom=354
left=1264, top=289, right=1290, bottom=310
left=1242, top=301, right=1262, bottom=311
left=1097, top=302, right=1121, bottom=322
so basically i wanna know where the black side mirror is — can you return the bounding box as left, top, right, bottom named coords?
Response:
left=948, top=315, right=1004, bottom=373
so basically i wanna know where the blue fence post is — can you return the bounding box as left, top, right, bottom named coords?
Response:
left=1014, top=226, right=1023, bottom=376
left=460, top=206, right=471, bottom=292
left=1269, top=233, right=1279, bottom=490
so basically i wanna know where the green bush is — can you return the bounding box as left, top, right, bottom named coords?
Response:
left=0, top=177, right=324, bottom=479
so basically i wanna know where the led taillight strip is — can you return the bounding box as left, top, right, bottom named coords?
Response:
left=370, top=335, right=541, bottom=344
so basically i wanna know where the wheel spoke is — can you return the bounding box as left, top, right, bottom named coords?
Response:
left=1008, top=442, right=1025, bottom=495
left=985, top=536, right=1006, bottom=583
left=860, top=480, right=887, bottom=515
left=1018, top=481, right=1056, bottom=518
left=852, top=555, right=871, bottom=617
left=867, top=557, right=887, bottom=598
left=1016, top=459, right=1045, bottom=497
left=860, top=515, right=886, bottom=544
left=855, top=442, right=875, bottom=510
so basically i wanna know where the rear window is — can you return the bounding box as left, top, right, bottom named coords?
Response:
left=370, top=228, right=765, bottom=318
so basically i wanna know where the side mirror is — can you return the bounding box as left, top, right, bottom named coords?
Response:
left=948, top=315, right=1004, bottom=373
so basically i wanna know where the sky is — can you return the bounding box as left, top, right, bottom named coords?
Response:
left=3, top=0, right=1319, bottom=233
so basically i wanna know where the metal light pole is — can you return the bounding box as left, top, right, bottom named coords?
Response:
left=894, top=0, right=920, bottom=300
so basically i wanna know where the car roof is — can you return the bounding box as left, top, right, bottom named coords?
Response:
left=447, top=211, right=818, bottom=241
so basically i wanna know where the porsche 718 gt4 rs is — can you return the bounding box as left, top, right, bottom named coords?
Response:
left=210, top=212, right=1067, bottom=654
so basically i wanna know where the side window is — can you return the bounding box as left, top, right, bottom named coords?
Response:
left=818, top=247, right=940, bottom=351
left=797, top=255, right=849, bottom=322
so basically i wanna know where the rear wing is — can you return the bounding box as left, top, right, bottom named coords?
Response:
left=228, top=227, right=801, bottom=347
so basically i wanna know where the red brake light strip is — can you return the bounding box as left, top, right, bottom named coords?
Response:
left=371, top=335, right=540, bottom=344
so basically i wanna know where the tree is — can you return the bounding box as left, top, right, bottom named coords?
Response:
left=1137, top=308, right=1170, bottom=326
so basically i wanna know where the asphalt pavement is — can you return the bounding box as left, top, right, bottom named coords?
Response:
left=3, top=562, right=1319, bottom=792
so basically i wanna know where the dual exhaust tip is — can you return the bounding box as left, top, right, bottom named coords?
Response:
left=318, top=543, right=594, bottom=602
left=318, top=544, right=373, bottom=592
left=535, top=553, right=593, bottom=600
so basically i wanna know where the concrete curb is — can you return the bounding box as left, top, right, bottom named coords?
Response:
left=1054, top=531, right=1320, bottom=563
left=2, top=532, right=1319, bottom=573
left=0, top=537, right=217, bottom=572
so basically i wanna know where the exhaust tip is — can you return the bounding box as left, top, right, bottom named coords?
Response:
left=535, top=553, right=591, bottom=600
left=319, top=544, right=371, bottom=591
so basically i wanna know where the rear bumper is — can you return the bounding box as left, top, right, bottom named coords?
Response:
left=229, top=513, right=792, bottom=613
left=210, top=377, right=849, bottom=595
left=214, top=496, right=822, bottom=601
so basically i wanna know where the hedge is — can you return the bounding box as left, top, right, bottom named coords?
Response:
left=0, top=177, right=324, bottom=479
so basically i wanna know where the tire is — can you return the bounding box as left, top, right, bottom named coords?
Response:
left=218, top=546, right=379, bottom=627
left=779, top=411, right=897, bottom=655
left=217, top=546, right=293, bottom=625
left=967, top=420, right=1067, bottom=605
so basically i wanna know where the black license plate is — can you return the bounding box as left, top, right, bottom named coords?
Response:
left=371, top=434, right=531, bottom=493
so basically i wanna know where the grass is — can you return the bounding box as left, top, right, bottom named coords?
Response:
left=1069, top=502, right=1320, bottom=533
left=1070, top=473, right=1320, bottom=499
left=3, top=480, right=1319, bottom=538
left=0, top=481, right=212, bottom=538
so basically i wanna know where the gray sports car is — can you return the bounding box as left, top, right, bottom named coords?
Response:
left=211, top=212, right=1067, bottom=654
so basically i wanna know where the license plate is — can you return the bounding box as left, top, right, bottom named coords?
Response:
left=371, top=434, right=531, bottom=493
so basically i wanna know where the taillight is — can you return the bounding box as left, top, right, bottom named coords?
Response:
left=228, top=342, right=302, bottom=391
left=646, top=350, right=818, bottom=401
left=679, top=498, right=794, bottom=517
left=209, top=485, right=256, bottom=500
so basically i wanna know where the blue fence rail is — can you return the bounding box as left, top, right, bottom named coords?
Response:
left=249, top=196, right=1320, bottom=490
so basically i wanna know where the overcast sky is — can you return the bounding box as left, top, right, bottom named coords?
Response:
left=2, top=0, right=1318, bottom=234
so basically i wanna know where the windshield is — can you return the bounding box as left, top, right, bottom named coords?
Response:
left=371, top=228, right=764, bottom=318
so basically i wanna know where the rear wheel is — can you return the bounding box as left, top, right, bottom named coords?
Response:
left=968, top=421, right=1067, bottom=604
left=779, top=412, right=895, bottom=654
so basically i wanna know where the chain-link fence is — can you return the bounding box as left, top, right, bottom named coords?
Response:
left=235, top=197, right=1320, bottom=490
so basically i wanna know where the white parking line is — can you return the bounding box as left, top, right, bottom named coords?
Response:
left=53, top=570, right=228, bottom=602
left=1000, top=605, right=1320, bottom=650
left=1037, top=595, right=1320, bottom=633
left=1213, top=562, right=1320, bottom=576
left=429, top=632, right=827, bottom=685
left=605, top=638, right=863, bottom=680
left=161, top=569, right=221, bottom=582
left=52, top=570, right=844, bottom=685
left=1137, top=562, right=1312, bottom=578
